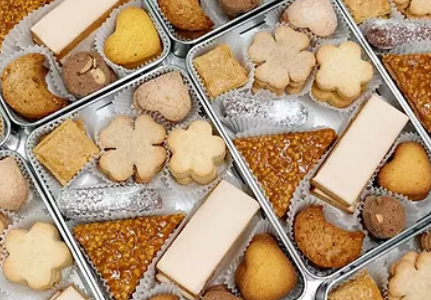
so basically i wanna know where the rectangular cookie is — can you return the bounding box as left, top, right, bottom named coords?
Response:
left=343, top=0, right=392, bottom=23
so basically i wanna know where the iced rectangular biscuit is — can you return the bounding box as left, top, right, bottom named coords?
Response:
left=311, top=94, right=408, bottom=212
left=156, top=180, right=260, bottom=299
left=31, top=0, right=126, bottom=59
left=48, top=285, right=88, bottom=300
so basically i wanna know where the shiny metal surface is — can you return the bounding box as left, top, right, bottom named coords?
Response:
left=0, top=0, right=171, bottom=128
left=0, top=102, right=11, bottom=148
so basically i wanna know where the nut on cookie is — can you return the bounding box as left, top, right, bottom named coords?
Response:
left=167, top=120, right=226, bottom=185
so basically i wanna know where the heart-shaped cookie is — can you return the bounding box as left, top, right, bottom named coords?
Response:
left=283, top=0, right=337, bottom=37
left=104, top=7, right=161, bottom=69
left=378, top=142, right=431, bottom=200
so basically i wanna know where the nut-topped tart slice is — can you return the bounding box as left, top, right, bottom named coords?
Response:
left=234, top=129, right=337, bottom=217
left=73, top=214, right=185, bottom=300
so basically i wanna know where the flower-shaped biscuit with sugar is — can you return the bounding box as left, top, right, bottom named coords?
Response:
left=3, top=222, right=73, bottom=290
left=99, top=115, right=167, bottom=183
left=389, top=251, right=431, bottom=300
left=167, top=120, right=226, bottom=185
left=248, top=26, right=316, bottom=96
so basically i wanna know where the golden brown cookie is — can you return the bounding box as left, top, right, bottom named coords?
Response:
left=311, top=83, right=353, bottom=108
left=158, top=0, right=213, bottom=31
left=329, top=271, right=383, bottom=300
left=294, top=205, right=364, bottom=268
left=343, top=0, right=391, bottom=23
left=377, top=142, right=431, bottom=200
left=1, top=54, right=68, bottom=120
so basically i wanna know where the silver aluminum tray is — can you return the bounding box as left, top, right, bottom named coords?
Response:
left=0, top=102, right=11, bottom=148
left=186, top=0, right=431, bottom=289
left=146, top=0, right=283, bottom=57
left=0, top=0, right=171, bottom=128
left=25, top=64, right=307, bottom=300
left=334, top=0, right=431, bottom=153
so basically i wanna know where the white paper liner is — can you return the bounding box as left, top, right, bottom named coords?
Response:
left=112, top=65, right=201, bottom=127
left=264, top=0, right=351, bottom=42
left=308, top=40, right=382, bottom=113
left=369, top=132, right=431, bottom=209
left=219, top=219, right=304, bottom=300
left=286, top=191, right=372, bottom=277
left=187, top=30, right=255, bottom=100
left=94, top=0, right=171, bottom=78
left=213, top=91, right=313, bottom=134
left=0, top=209, right=75, bottom=300
left=162, top=116, right=235, bottom=199
left=69, top=208, right=186, bottom=300
left=388, top=39, right=431, bottom=55
left=135, top=283, right=183, bottom=300
left=0, top=45, right=74, bottom=102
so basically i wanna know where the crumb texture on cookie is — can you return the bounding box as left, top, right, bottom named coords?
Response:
left=133, top=71, right=192, bottom=122
left=1, top=54, right=68, bottom=120
left=294, top=205, right=364, bottom=268
left=167, top=120, right=226, bottom=185
left=3, top=222, right=73, bottom=290
left=0, top=157, right=28, bottom=211
left=99, top=115, right=167, bottom=183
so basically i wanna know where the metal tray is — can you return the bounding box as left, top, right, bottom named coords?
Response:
left=186, top=0, right=431, bottom=288
left=334, top=0, right=431, bottom=152
left=25, top=64, right=308, bottom=300
left=0, top=0, right=171, bottom=128
left=0, top=102, right=11, bottom=148
left=146, top=0, right=283, bottom=57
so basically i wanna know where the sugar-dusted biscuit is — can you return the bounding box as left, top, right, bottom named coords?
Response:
left=389, top=252, right=431, bottom=300
left=33, top=119, right=100, bottom=186
left=194, top=44, right=248, bottom=98
left=377, top=142, right=431, bottom=200
left=343, top=0, right=392, bottom=23
left=3, top=222, right=73, bottom=290
left=99, top=115, right=167, bottom=183
left=167, top=120, right=226, bottom=185
left=248, top=26, right=316, bottom=96
left=158, top=0, right=214, bottom=31
left=0, top=157, right=28, bottom=211
left=105, top=7, right=162, bottom=69
left=316, top=41, right=373, bottom=101
left=294, top=205, right=364, bottom=268
left=282, top=0, right=337, bottom=37
left=133, top=71, right=192, bottom=122
left=1, top=54, right=68, bottom=120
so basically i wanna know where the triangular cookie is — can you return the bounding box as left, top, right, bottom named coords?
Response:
left=234, top=129, right=337, bottom=217
left=383, top=53, right=431, bottom=131
left=73, top=214, right=185, bottom=300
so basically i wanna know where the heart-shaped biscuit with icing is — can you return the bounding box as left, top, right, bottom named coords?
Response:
left=283, top=0, right=337, bottom=37
left=377, top=142, right=431, bottom=200
left=104, top=7, right=161, bottom=69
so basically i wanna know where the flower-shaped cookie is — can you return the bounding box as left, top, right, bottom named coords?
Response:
left=248, top=26, right=316, bottom=96
left=167, top=120, right=226, bottom=185
left=389, top=251, right=431, bottom=300
left=3, top=222, right=73, bottom=290
left=99, top=115, right=167, bottom=183
left=315, top=41, right=373, bottom=101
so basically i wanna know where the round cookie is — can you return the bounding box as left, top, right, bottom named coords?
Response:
left=218, top=0, right=262, bottom=19
left=62, top=51, right=117, bottom=98
left=362, top=195, right=406, bottom=239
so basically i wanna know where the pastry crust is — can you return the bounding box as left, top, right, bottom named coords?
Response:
left=158, top=0, right=213, bottom=31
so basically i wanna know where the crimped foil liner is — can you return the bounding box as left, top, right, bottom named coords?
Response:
left=264, top=0, right=351, bottom=41
left=0, top=45, right=74, bottom=102
left=286, top=191, right=372, bottom=277
left=221, top=219, right=304, bottom=300
left=26, top=112, right=101, bottom=199
left=94, top=0, right=171, bottom=78
left=135, top=283, right=183, bottom=300
left=369, top=132, right=431, bottom=208
left=0, top=209, right=75, bottom=300
left=69, top=208, right=186, bottom=300
left=162, top=116, right=235, bottom=198
left=187, top=30, right=255, bottom=100
left=308, top=39, right=382, bottom=113
left=213, top=91, right=312, bottom=134
left=111, top=65, right=201, bottom=127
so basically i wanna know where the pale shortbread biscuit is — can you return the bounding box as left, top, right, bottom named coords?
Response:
left=316, top=41, right=373, bottom=101
left=133, top=71, right=192, bottom=122
left=0, top=157, right=28, bottom=211
left=167, top=120, right=226, bottom=185
left=248, top=26, right=316, bottom=96
left=389, top=252, right=431, bottom=300
left=343, top=0, right=391, bottom=23
left=312, top=83, right=353, bottom=108
left=99, top=115, right=167, bottom=183
left=3, top=222, right=73, bottom=290
left=283, top=0, right=337, bottom=37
